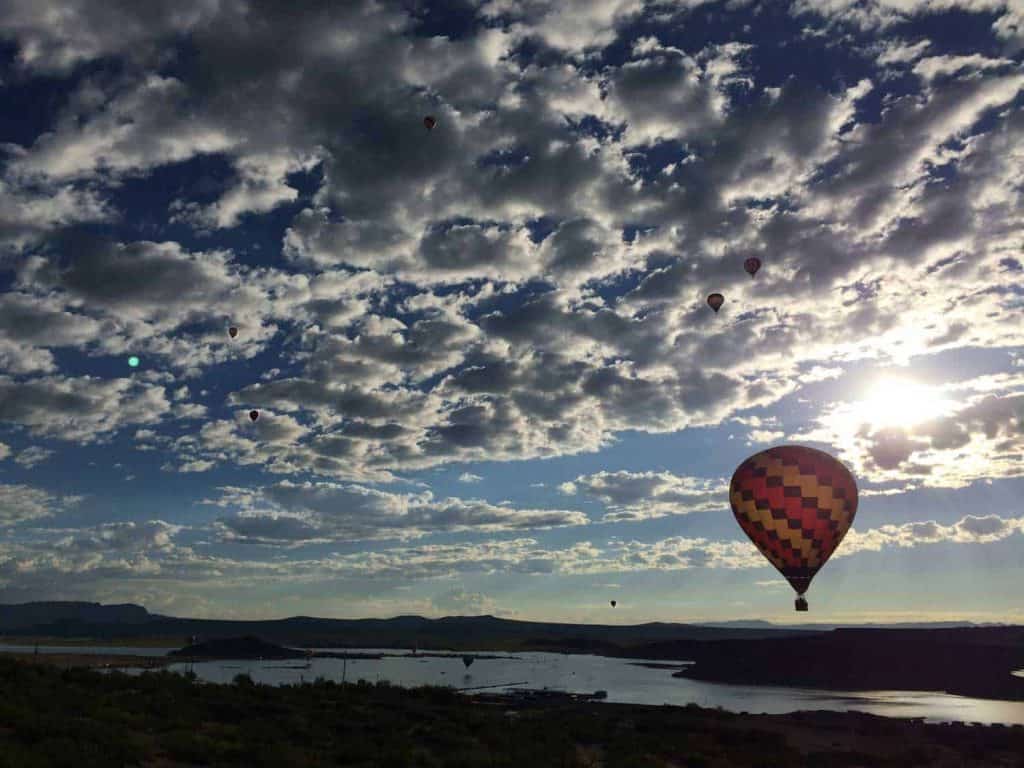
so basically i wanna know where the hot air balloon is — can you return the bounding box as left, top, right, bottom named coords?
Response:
left=610, top=600, right=617, bottom=608
left=423, top=115, right=436, bottom=131
left=729, top=445, right=857, bottom=611
left=744, top=257, right=761, bottom=278
left=249, top=410, right=259, bottom=422
left=462, top=655, right=474, bottom=669
left=707, top=293, right=724, bottom=313
left=228, top=326, right=238, bottom=338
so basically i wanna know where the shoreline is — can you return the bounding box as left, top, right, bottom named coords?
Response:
left=5, top=634, right=1024, bottom=708
left=5, top=648, right=1024, bottom=725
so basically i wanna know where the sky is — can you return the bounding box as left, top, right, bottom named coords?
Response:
left=0, top=0, right=1022, bottom=625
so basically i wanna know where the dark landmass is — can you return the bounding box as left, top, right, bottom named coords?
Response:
left=168, top=635, right=306, bottom=660
left=0, top=601, right=822, bottom=649
left=667, top=626, right=1024, bottom=702
left=0, top=601, right=151, bottom=632
left=0, top=651, right=172, bottom=670
left=705, top=620, right=1005, bottom=631
left=630, top=661, right=691, bottom=670
left=1, top=655, right=1022, bottom=767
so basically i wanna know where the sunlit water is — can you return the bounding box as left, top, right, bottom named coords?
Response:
left=7, top=645, right=1024, bottom=726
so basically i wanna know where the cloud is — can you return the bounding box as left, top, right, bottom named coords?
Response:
left=839, top=513, right=1024, bottom=556
left=205, top=480, right=589, bottom=544
left=431, top=588, right=497, bottom=616
left=0, top=0, right=221, bottom=74
left=0, top=508, right=1019, bottom=604
left=480, top=0, right=643, bottom=52
left=561, top=470, right=726, bottom=521
left=0, top=482, right=80, bottom=526
left=795, top=372, right=1024, bottom=490
left=14, top=446, right=54, bottom=468
left=458, top=472, right=483, bottom=483
left=0, top=176, right=114, bottom=253
left=0, top=0, right=1018, bottom=490
left=0, top=375, right=169, bottom=443
left=0, top=0, right=1022, bottom=620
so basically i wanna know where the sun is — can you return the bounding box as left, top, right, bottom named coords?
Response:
left=851, top=377, right=954, bottom=430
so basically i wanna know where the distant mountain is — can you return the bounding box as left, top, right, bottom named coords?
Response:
left=0, top=602, right=817, bottom=648
left=0, top=601, right=152, bottom=631
left=1, top=602, right=1016, bottom=653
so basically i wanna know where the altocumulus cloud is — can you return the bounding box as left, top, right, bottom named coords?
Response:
left=0, top=0, right=1022, bottom=614
left=204, top=480, right=589, bottom=544
left=560, top=470, right=726, bottom=521
left=1, top=0, right=1021, bottom=482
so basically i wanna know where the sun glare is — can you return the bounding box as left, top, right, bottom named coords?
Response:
left=852, top=378, right=954, bottom=430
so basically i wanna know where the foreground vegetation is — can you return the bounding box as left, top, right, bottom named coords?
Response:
left=0, top=656, right=1022, bottom=767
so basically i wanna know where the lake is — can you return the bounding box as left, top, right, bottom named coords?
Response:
left=6, top=644, right=1024, bottom=726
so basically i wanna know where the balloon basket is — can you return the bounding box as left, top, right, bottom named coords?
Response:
left=795, top=596, right=808, bottom=612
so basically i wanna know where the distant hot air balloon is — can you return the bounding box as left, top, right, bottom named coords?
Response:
left=228, top=326, right=238, bottom=338
left=729, top=445, right=858, bottom=611
left=423, top=115, right=436, bottom=131
left=610, top=600, right=617, bottom=608
left=462, top=655, right=474, bottom=669
left=249, top=410, right=259, bottom=422
left=707, top=293, right=724, bottom=313
left=744, top=257, right=761, bottom=278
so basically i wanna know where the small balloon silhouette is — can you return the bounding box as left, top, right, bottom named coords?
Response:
left=249, top=410, right=259, bottom=422
left=610, top=600, right=617, bottom=608
left=423, top=115, right=436, bottom=130
left=228, top=326, right=238, bottom=338
left=744, top=257, right=761, bottom=278
left=707, top=293, right=724, bottom=313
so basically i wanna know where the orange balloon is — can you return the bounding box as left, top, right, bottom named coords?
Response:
left=730, top=446, right=858, bottom=608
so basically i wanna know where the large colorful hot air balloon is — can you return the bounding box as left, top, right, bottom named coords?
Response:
left=707, top=293, right=724, bottom=313
left=729, top=445, right=857, bottom=611
left=423, top=115, right=436, bottom=131
left=744, top=257, right=761, bottom=278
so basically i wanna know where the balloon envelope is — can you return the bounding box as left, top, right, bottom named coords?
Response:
left=729, top=445, right=857, bottom=597
left=610, top=600, right=616, bottom=607
left=249, top=410, right=259, bottom=422
left=707, top=293, right=724, bottom=312
left=462, top=655, right=474, bottom=669
left=423, top=115, right=436, bottom=130
left=228, top=326, right=238, bottom=338
left=744, top=257, right=761, bottom=277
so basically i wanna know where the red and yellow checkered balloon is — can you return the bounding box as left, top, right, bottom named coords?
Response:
left=730, top=445, right=858, bottom=598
